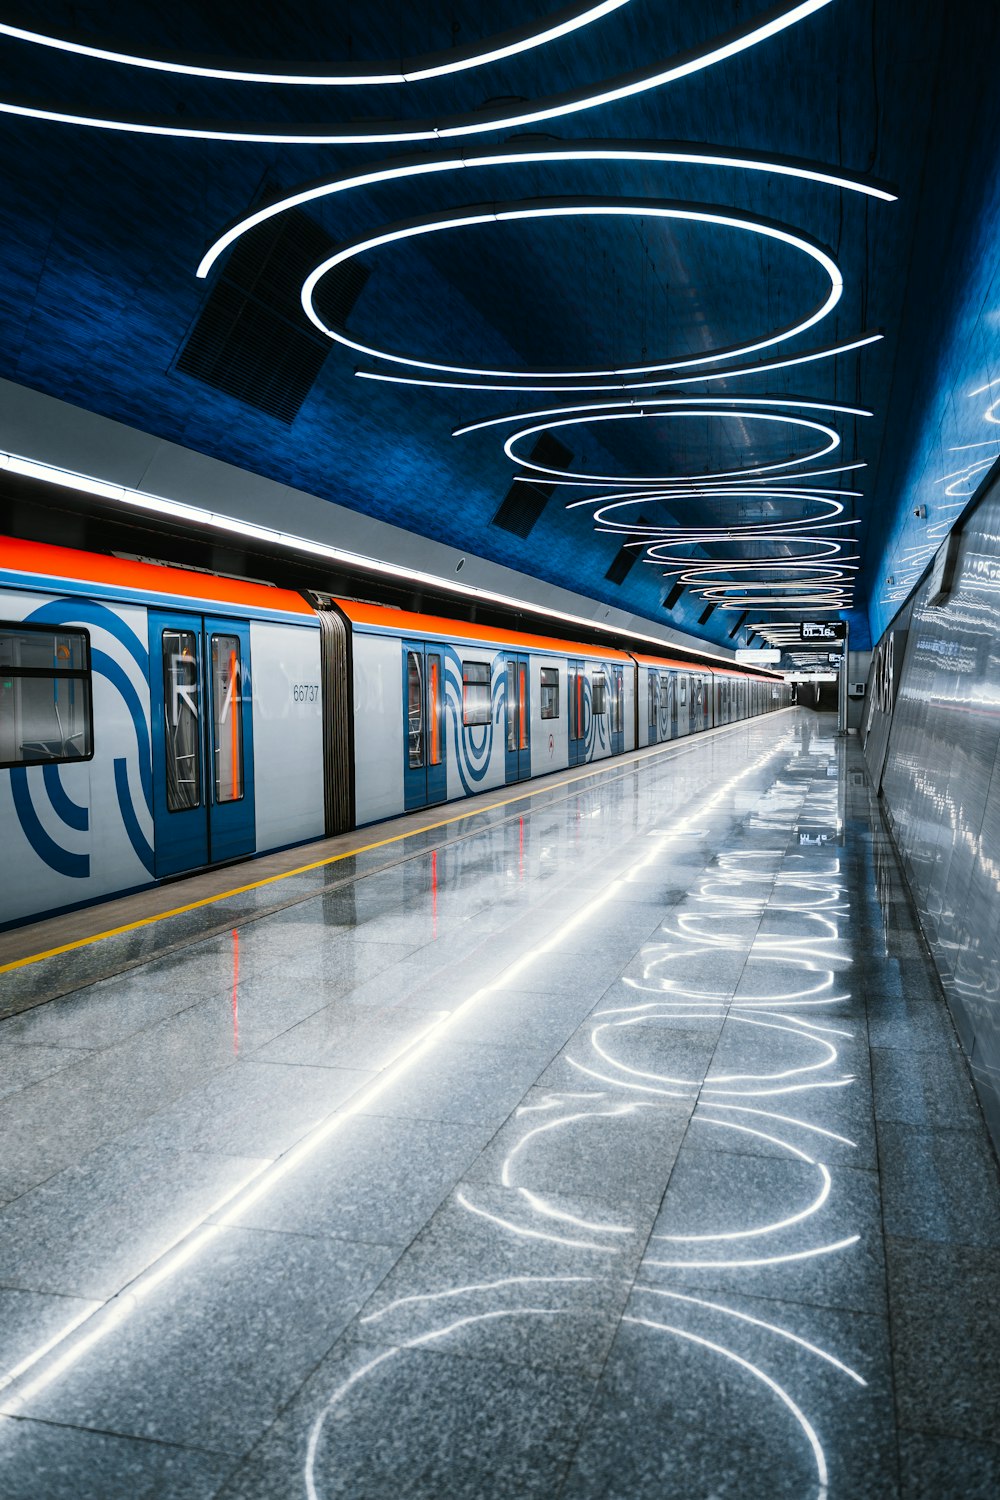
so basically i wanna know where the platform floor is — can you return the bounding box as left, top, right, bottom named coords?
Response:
left=0, top=710, right=997, bottom=1498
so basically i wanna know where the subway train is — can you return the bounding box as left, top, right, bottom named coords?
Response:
left=0, top=535, right=790, bottom=929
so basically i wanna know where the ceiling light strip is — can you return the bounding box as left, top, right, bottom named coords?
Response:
left=302, top=197, right=843, bottom=379
left=503, top=408, right=844, bottom=485
left=0, top=450, right=744, bottom=666
left=0, top=2, right=631, bottom=87
left=354, top=333, right=885, bottom=394
left=0, top=1, right=835, bottom=144
left=454, top=394, right=872, bottom=439
left=196, top=137, right=894, bottom=284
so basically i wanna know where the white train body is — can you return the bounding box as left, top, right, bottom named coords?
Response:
left=0, top=537, right=789, bottom=930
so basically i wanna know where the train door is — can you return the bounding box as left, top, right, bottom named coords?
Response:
left=149, top=611, right=256, bottom=878
left=403, top=640, right=447, bottom=811
left=668, top=673, right=678, bottom=738
left=568, top=658, right=586, bottom=766
left=504, top=653, right=531, bottom=783
left=647, top=670, right=659, bottom=745
left=610, top=666, right=625, bottom=755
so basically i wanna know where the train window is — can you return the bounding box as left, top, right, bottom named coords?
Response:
left=406, top=651, right=423, bottom=769
left=609, top=673, right=623, bottom=733
left=679, top=677, right=687, bottom=705
left=570, top=668, right=583, bottom=739
left=210, top=635, right=244, bottom=803
left=540, top=667, right=560, bottom=719
left=591, top=674, right=607, bottom=715
left=428, top=654, right=443, bottom=766
left=162, top=629, right=202, bottom=811
left=0, top=623, right=93, bottom=768
left=462, top=661, right=491, bottom=726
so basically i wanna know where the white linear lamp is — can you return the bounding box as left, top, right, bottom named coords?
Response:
left=0, top=2, right=631, bottom=86
left=0, top=1, right=836, bottom=143
left=302, top=197, right=843, bottom=380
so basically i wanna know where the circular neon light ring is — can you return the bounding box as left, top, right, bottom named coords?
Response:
left=504, top=409, right=842, bottom=485
left=0, top=3, right=631, bottom=86
left=305, top=199, right=842, bottom=380
left=0, top=1, right=835, bottom=144
left=645, top=537, right=852, bottom=559
left=453, top=393, right=871, bottom=439
left=196, top=140, right=894, bottom=284
left=588, top=493, right=850, bottom=532
left=669, top=565, right=855, bottom=585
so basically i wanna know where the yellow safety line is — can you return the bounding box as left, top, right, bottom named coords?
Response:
left=0, top=738, right=691, bottom=974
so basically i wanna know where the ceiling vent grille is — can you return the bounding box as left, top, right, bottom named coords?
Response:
left=175, top=206, right=369, bottom=424
left=491, top=435, right=572, bottom=539
left=698, top=602, right=716, bottom=625
left=728, top=610, right=749, bottom=639
left=663, top=582, right=684, bottom=611
left=604, top=520, right=649, bottom=586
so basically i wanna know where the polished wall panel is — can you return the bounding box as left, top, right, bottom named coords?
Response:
left=868, top=475, right=1000, bottom=1145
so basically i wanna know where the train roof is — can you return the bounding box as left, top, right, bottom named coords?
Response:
left=335, top=597, right=634, bottom=662
left=0, top=535, right=317, bottom=621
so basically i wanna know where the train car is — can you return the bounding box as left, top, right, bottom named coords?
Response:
left=337, top=599, right=636, bottom=826
left=0, top=534, right=789, bottom=929
left=0, top=536, right=325, bottom=929
left=635, top=654, right=715, bottom=746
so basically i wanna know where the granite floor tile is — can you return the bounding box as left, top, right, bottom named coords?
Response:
left=0, top=1041, right=94, bottom=1100
left=379, top=1179, right=654, bottom=1290
left=641, top=1144, right=886, bottom=1314
left=352, top=1038, right=555, bottom=1126
left=594, top=980, right=728, bottom=1032
left=213, top=1338, right=595, bottom=1500
left=117, top=1059, right=374, bottom=1159
left=464, top=1087, right=691, bottom=1208
left=351, top=1243, right=635, bottom=1378
left=0, top=1286, right=101, bottom=1375
left=884, top=1237, right=1000, bottom=1445
left=0, top=966, right=225, bottom=1050
left=15, top=1228, right=397, bottom=1457
left=220, top=1113, right=494, bottom=1247
left=0, top=1416, right=234, bottom=1500
left=866, top=992, right=962, bottom=1051
left=692, top=1092, right=877, bottom=1169
left=871, top=1046, right=984, bottom=1129
left=252, top=1006, right=448, bottom=1071
left=897, top=1433, right=1000, bottom=1499
left=431, top=986, right=602, bottom=1050
left=705, top=1013, right=867, bottom=1089
left=876, top=1120, right=1000, bottom=1246
left=0, top=1139, right=267, bottom=1299
left=560, top=1289, right=897, bottom=1499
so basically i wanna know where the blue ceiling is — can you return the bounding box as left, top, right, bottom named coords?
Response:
left=1, top=1, right=999, bottom=652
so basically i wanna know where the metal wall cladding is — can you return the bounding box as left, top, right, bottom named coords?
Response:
left=873, top=479, right=1000, bottom=1146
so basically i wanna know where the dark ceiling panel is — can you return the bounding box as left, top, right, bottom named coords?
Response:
left=0, top=1, right=997, bottom=651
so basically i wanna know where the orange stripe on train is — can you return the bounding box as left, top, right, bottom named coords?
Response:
left=0, top=534, right=316, bottom=617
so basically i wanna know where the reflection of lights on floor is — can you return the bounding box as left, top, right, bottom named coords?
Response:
left=623, top=1315, right=830, bottom=1494
left=4, top=720, right=867, bottom=1500
left=633, top=1287, right=866, bottom=1384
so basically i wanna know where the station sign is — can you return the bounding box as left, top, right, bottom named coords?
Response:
left=799, top=621, right=847, bottom=641
left=735, top=648, right=781, bottom=664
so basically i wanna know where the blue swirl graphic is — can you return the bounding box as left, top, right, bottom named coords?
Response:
left=444, top=647, right=503, bottom=796
left=9, top=767, right=89, bottom=878
left=114, top=757, right=154, bottom=873
left=42, top=762, right=89, bottom=832
left=11, top=598, right=154, bottom=881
